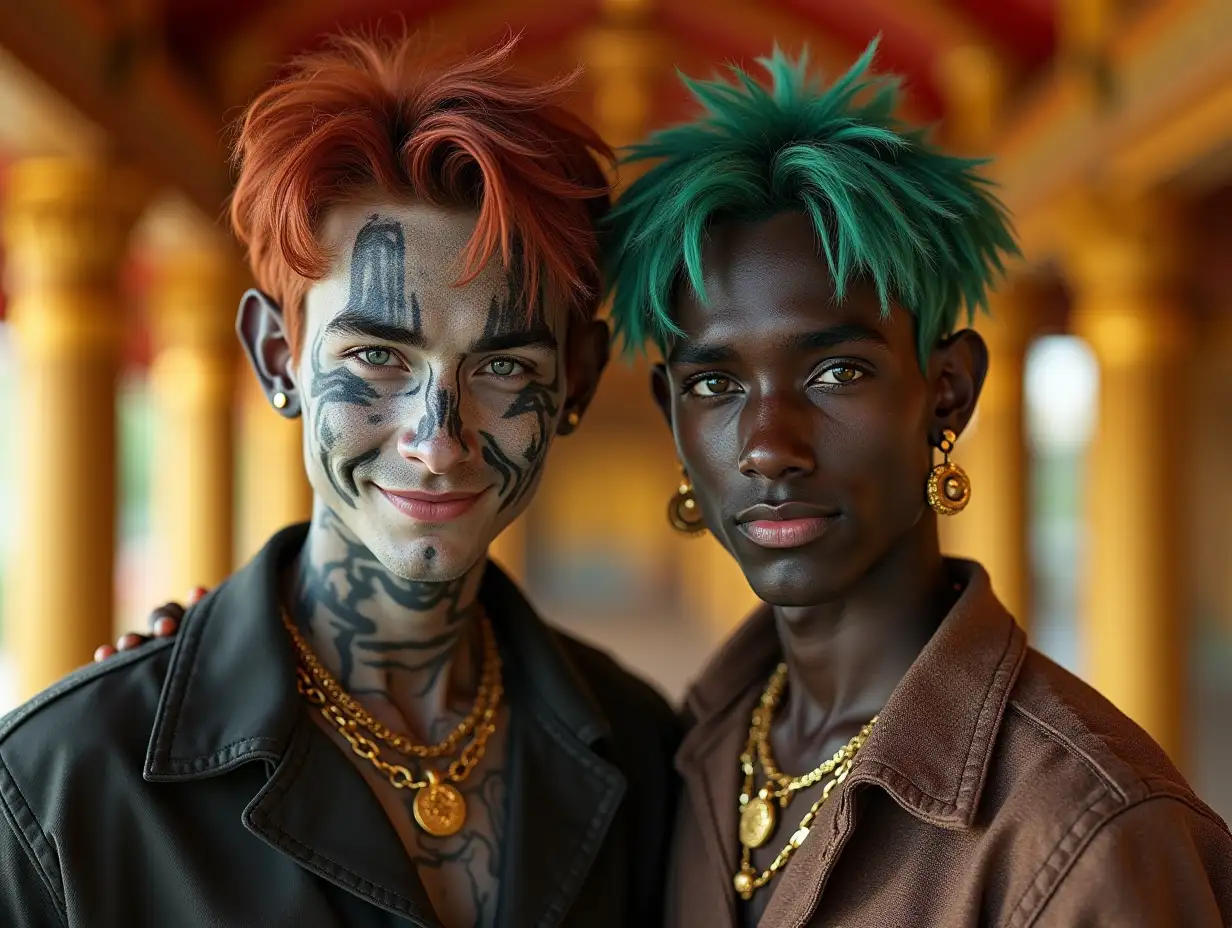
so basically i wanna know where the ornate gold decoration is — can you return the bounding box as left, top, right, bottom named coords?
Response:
left=734, top=662, right=877, bottom=900
left=668, top=468, right=707, bottom=535
left=413, top=770, right=468, bottom=837
left=285, top=611, right=502, bottom=835
left=926, top=429, right=970, bottom=515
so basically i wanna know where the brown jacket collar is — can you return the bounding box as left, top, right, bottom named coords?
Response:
left=677, top=558, right=1028, bottom=829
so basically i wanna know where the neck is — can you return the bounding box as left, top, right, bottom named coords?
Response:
left=773, top=513, right=956, bottom=737
left=287, top=502, right=488, bottom=741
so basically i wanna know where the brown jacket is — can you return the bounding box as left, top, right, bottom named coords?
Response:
left=667, top=560, right=1232, bottom=927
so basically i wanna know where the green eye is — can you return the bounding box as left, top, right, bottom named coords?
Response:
left=487, top=358, right=524, bottom=376
left=360, top=348, right=394, bottom=367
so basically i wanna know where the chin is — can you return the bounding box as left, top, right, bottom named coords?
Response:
left=362, top=515, right=487, bottom=583
left=735, top=544, right=865, bottom=609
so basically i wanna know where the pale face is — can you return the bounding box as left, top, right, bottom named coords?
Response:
left=292, top=198, right=570, bottom=582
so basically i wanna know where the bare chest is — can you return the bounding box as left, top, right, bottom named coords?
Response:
left=311, top=707, right=512, bottom=928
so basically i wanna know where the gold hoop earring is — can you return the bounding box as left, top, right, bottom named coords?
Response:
left=668, top=468, right=707, bottom=535
left=926, top=429, right=970, bottom=515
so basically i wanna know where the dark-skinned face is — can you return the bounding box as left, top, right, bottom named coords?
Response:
left=653, top=211, right=986, bottom=607
left=238, top=196, right=609, bottom=583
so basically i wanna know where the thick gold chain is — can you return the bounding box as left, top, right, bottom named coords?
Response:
left=285, top=612, right=503, bottom=793
left=745, top=663, right=854, bottom=795
left=733, top=661, right=877, bottom=901
left=281, top=610, right=501, bottom=759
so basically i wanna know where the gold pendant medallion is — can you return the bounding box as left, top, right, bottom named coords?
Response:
left=413, top=772, right=467, bottom=837
left=739, top=795, right=777, bottom=849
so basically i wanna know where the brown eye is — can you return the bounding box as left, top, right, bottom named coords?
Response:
left=814, top=366, right=864, bottom=385
left=689, top=376, right=738, bottom=397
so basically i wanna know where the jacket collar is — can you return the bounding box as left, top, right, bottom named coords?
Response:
left=143, top=523, right=625, bottom=928
left=144, top=523, right=305, bottom=780
left=677, top=559, right=1027, bottom=830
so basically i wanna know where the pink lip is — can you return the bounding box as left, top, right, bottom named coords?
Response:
left=739, top=517, right=835, bottom=549
left=377, top=487, right=485, bottom=522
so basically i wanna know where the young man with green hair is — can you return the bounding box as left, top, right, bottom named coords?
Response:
left=606, top=41, right=1232, bottom=927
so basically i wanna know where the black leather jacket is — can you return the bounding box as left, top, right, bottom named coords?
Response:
left=0, top=525, right=681, bottom=927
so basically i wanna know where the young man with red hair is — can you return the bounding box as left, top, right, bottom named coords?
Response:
left=0, top=35, right=679, bottom=928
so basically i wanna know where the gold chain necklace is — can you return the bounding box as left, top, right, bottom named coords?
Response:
left=733, top=662, right=877, bottom=900
left=283, top=610, right=499, bottom=758
left=283, top=611, right=503, bottom=838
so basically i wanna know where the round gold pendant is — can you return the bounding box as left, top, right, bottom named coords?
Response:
left=739, top=795, right=777, bottom=849
left=413, top=775, right=467, bottom=837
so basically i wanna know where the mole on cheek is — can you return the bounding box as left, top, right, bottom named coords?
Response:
left=424, top=546, right=436, bottom=561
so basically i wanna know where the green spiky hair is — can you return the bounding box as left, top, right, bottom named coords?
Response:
left=602, top=40, right=1020, bottom=364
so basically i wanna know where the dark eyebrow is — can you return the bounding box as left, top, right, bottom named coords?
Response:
left=668, top=342, right=738, bottom=366
left=467, top=321, right=558, bottom=355
left=322, top=310, right=425, bottom=349
left=785, top=323, right=891, bottom=353
left=668, top=322, right=889, bottom=366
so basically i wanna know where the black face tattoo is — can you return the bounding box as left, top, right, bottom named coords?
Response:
left=472, top=285, right=562, bottom=512
left=307, top=216, right=416, bottom=507
left=295, top=509, right=475, bottom=693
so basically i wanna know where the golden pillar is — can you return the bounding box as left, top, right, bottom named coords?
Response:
left=149, top=234, right=243, bottom=597
left=934, top=43, right=1030, bottom=625
left=1064, top=194, right=1190, bottom=764
left=941, top=285, right=1033, bottom=625
left=489, top=516, right=528, bottom=585
left=236, top=371, right=312, bottom=563
left=577, top=0, right=663, bottom=187
left=2, top=158, right=147, bottom=698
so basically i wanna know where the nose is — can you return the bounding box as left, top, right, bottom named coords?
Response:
left=738, top=393, right=817, bottom=481
left=397, top=369, right=473, bottom=475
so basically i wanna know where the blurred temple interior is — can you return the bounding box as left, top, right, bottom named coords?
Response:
left=0, top=0, right=1231, bottom=825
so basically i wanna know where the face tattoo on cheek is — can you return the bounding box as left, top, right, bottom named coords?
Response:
left=474, top=285, right=563, bottom=512
left=308, top=216, right=412, bottom=507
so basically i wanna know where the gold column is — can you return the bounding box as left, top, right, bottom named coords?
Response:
left=149, top=233, right=243, bottom=596
left=577, top=0, right=664, bottom=187
left=489, top=516, right=528, bottom=585
left=1064, top=194, right=1190, bottom=765
left=236, top=372, right=311, bottom=563
left=2, top=158, right=147, bottom=698
left=941, top=285, right=1033, bottom=625
left=934, top=43, right=1031, bottom=625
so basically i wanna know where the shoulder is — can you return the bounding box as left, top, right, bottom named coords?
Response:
left=0, top=638, right=174, bottom=763
left=989, top=648, right=1232, bottom=924
left=1003, top=648, right=1219, bottom=819
left=0, top=640, right=174, bottom=901
left=555, top=631, right=684, bottom=757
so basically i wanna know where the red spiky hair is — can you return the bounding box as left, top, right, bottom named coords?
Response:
left=229, top=32, right=613, bottom=353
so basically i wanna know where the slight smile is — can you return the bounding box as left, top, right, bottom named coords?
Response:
left=377, top=487, right=486, bottom=522
left=735, top=502, right=838, bottom=549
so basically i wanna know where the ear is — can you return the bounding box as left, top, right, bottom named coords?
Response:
left=236, top=288, right=301, bottom=419
left=928, top=328, right=989, bottom=443
left=556, top=317, right=611, bottom=436
left=650, top=363, right=673, bottom=430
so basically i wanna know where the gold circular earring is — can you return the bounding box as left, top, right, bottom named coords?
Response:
left=668, top=468, right=707, bottom=535
left=926, top=429, right=971, bottom=515
left=273, top=391, right=288, bottom=410
left=566, top=410, right=581, bottom=429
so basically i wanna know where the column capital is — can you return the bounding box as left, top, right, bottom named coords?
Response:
left=1059, top=193, right=1192, bottom=368
left=576, top=0, right=665, bottom=159
left=2, top=158, right=150, bottom=290
left=934, top=44, right=1007, bottom=154
left=1056, top=191, right=1185, bottom=294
